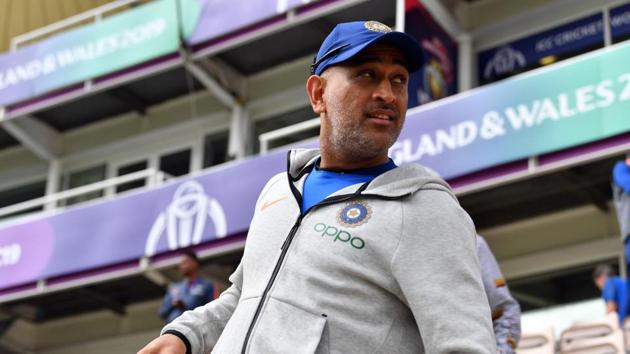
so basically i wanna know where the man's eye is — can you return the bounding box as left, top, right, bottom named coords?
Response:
left=392, top=76, right=407, bottom=85
left=359, top=71, right=375, bottom=79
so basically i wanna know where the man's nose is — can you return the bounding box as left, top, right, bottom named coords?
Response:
left=373, top=79, right=396, bottom=103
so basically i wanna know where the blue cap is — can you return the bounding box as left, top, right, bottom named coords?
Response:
left=311, top=21, right=423, bottom=76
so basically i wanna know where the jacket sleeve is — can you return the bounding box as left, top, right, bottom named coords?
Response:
left=477, top=236, right=521, bottom=354
left=158, top=173, right=285, bottom=352
left=161, top=263, right=243, bottom=354
left=391, top=189, right=496, bottom=354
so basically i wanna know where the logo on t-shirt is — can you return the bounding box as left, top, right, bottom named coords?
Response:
left=337, top=201, right=372, bottom=227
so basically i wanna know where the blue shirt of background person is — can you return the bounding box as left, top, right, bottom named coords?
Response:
left=613, top=160, right=630, bottom=195
left=593, top=264, right=629, bottom=325
left=612, top=159, right=630, bottom=274
left=301, top=158, right=397, bottom=213
left=159, top=251, right=215, bottom=323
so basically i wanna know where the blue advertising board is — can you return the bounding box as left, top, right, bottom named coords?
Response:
left=478, top=13, right=604, bottom=83
left=611, top=3, right=630, bottom=42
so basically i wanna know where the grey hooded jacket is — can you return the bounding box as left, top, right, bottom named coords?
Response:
left=162, top=149, right=496, bottom=354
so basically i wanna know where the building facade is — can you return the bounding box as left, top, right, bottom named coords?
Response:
left=0, top=0, right=629, bottom=352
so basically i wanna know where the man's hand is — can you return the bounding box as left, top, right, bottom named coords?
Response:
left=606, top=300, right=618, bottom=314
left=137, top=334, right=187, bottom=354
left=172, top=299, right=186, bottom=308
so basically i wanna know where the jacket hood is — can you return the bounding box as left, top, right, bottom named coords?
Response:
left=287, top=148, right=454, bottom=199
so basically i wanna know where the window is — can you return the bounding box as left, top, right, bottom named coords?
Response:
left=0, top=180, right=46, bottom=220
left=159, top=149, right=191, bottom=177
left=116, top=160, right=148, bottom=193
left=61, top=165, right=106, bottom=206
left=509, top=262, right=612, bottom=312
left=203, top=132, right=229, bottom=168
left=254, top=106, right=318, bottom=153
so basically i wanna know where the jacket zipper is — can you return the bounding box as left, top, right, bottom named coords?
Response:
left=240, top=213, right=303, bottom=354
left=240, top=186, right=369, bottom=353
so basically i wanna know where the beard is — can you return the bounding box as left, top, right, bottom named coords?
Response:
left=323, top=108, right=402, bottom=164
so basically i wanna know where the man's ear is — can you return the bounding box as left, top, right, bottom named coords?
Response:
left=306, top=75, right=326, bottom=114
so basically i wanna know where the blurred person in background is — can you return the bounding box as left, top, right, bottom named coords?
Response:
left=592, top=264, right=628, bottom=325
left=159, top=250, right=215, bottom=323
left=139, top=20, right=495, bottom=354
left=612, top=155, right=630, bottom=273
left=477, top=235, right=521, bottom=354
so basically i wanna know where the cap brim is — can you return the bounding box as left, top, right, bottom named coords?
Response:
left=324, top=31, right=423, bottom=74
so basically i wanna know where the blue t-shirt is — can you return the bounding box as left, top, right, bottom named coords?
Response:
left=159, top=278, right=214, bottom=323
left=602, top=276, right=629, bottom=323
left=301, top=159, right=397, bottom=213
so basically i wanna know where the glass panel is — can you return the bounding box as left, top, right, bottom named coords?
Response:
left=203, top=132, right=229, bottom=168
left=509, top=262, right=610, bottom=312
left=116, top=160, right=148, bottom=193
left=159, top=149, right=191, bottom=177
left=0, top=180, right=45, bottom=220
left=254, top=106, right=318, bottom=152
left=63, top=165, right=106, bottom=206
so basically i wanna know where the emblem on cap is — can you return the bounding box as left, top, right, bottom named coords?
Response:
left=338, top=201, right=372, bottom=227
left=364, top=21, right=392, bottom=33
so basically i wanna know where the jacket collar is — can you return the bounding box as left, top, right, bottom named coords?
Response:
left=287, top=149, right=454, bottom=199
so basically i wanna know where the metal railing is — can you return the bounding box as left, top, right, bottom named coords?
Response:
left=258, top=117, right=320, bottom=153
left=10, top=0, right=146, bottom=51
left=0, top=168, right=169, bottom=220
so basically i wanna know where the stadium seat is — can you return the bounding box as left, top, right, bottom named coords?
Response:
left=559, top=313, right=624, bottom=354
left=517, top=326, right=555, bottom=354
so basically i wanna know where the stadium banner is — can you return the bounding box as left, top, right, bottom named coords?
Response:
left=404, top=0, right=458, bottom=107
left=611, top=3, right=630, bottom=43
left=478, top=13, right=604, bottom=83
left=2, top=42, right=630, bottom=291
left=393, top=41, right=630, bottom=179
left=187, top=0, right=324, bottom=45
left=0, top=0, right=326, bottom=108
left=0, top=0, right=201, bottom=108
left=0, top=151, right=286, bottom=290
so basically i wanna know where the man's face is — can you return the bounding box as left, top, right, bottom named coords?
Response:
left=179, top=255, right=198, bottom=277
left=595, top=275, right=607, bottom=290
left=316, top=44, right=409, bottom=163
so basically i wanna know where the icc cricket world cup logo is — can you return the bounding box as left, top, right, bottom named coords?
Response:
left=144, top=180, right=227, bottom=257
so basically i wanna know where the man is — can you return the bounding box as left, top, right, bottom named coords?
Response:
left=612, top=156, right=630, bottom=273
left=477, top=235, right=521, bottom=354
left=593, top=264, right=629, bottom=325
left=139, top=21, right=495, bottom=354
left=159, top=250, right=215, bottom=323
